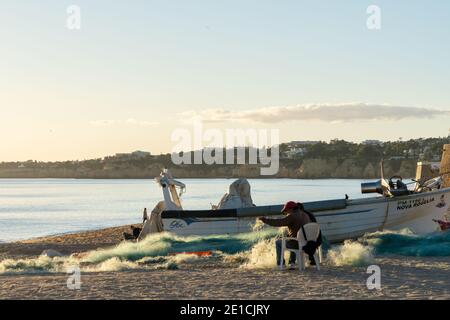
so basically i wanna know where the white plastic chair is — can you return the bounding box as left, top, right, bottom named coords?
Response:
left=279, top=222, right=322, bottom=271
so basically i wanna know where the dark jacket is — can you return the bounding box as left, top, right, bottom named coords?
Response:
left=261, top=211, right=311, bottom=238
left=262, top=210, right=322, bottom=246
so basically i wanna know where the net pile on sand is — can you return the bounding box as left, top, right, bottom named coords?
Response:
left=1, top=227, right=450, bottom=274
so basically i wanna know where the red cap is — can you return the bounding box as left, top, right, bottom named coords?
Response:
left=281, top=201, right=298, bottom=212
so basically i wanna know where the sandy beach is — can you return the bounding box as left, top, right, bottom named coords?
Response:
left=0, top=226, right=449, bottom=300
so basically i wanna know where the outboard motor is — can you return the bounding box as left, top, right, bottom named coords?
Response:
left=361, top=180, right=384, bottom=195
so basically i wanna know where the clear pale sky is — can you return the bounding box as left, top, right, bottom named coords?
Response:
left=1, top=1, right=450, bottom=161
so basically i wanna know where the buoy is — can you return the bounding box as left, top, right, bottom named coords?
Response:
left=440, top=144, right=450, bottom=188
left=433, top=219, right=450, bottom=231
left=168, top=251, right=212, bottom=257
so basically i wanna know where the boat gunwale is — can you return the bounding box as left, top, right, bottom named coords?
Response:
left=161, top=187, right=450, bottom=219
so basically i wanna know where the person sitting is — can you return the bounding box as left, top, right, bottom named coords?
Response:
left=258, top=201, right=321, bottom=268
left=122, top=225, right=142, bottom=240
left=122, top=208, right=148, bottom=241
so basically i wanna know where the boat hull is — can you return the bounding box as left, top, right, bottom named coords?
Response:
left=161, top=187, right=450, bottom=243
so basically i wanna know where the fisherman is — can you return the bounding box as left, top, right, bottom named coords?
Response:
left=122, top=208, right=149, bottom=241
left=258, top=201, right=322, bottom=268
left=143, top=208, right=148, bottom=223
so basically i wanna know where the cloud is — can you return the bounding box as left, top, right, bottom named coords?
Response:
left=89, top=118, right=159, bottom=127
left=179, top=103, right=450, bottom=124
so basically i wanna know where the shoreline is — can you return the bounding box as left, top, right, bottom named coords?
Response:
left=0, top=224, right=135, bottom=245
left=0, top=225, right=132, bottom=260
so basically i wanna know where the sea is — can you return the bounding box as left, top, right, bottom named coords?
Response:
left=0, top=178, right=373, bottom=242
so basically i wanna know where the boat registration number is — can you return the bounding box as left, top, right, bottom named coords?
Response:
left=396, top=196, right=435, bottom=210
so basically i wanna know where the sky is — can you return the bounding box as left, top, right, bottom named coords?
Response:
left=1, top=0, right=450, bottom=161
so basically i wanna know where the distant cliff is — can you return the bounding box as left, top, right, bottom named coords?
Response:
left=0, top=159, right=417, bottom=179
left=3, top=137, right=448, bottom=179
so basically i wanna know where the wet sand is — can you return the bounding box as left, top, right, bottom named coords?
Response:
left=0, top=226, right=449, bottom=300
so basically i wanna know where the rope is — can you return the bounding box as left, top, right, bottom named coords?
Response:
left=380, top=200, right=390, bottom=231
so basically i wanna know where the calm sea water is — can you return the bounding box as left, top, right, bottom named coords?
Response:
left=0, top=178, right=373, bottom=242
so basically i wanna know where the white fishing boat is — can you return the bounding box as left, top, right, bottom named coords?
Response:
left=144, top=163, right=450, bottom=244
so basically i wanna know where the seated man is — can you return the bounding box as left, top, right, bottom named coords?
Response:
left=122, top=225, right=142, bottom=240
left=259, top=201, right=321, bottom=268
left=122, top=208, right=149, bottom=241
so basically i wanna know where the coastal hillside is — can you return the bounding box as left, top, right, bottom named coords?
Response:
left=0, top=159, right=419, bottom=179
left=1, top=138, right=448, bottom=179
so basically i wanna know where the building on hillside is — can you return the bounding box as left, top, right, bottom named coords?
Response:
left=362, top=139, right=383, bottom=146
left=281, top=140, right=319, bottom=159
left=284, top=147, right=306, bottom=159
left=109, top=150, right=151, bottom=160
left=289, top=140, right=320, bottom=147
left=388, top=156, right=406, bottom=160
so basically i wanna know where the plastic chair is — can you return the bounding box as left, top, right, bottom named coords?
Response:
left=279, top=223, right=322, bottom=271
